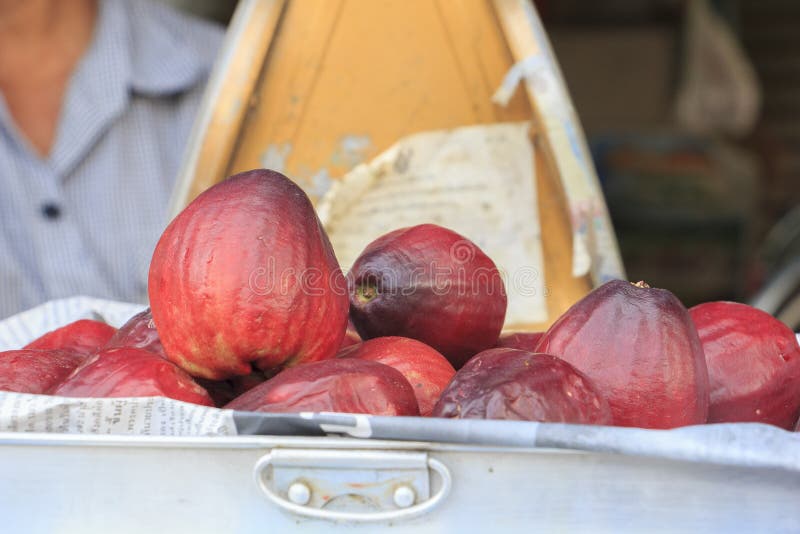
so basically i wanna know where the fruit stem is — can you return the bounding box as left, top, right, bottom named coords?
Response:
left=355, top=283, right=379, bottom=303
left=632, top=280, right=651, bottom=289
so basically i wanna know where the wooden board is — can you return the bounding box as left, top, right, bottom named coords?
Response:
left=173, top=0, right=601, bottom=330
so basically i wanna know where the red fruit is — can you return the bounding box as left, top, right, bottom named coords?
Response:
left=52, top=348, right=214, bottom=406
left=349, top=224, right=506, bottom=369
left=339, top=319, right=362, bottom=350
left=337, top=336, right=455, bottom=416
left=0, top=349, right=85, bottom=394
left=148, top=169, right=349, bottom=380
left=103, top=308, right=166, bottom=358
left=25, top=319, right=116, bottom=356
left=496, top=332, right=544, bottom=352
left=536, top=280, right=709, bottom=429
left=689, top=301, right=800, bottom=430
left=431, top=348, right=612, bottom=423
left=225, top=358, right=419, bottom=416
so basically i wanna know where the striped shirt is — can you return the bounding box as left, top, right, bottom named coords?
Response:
left=0, top=0, right=223, bottom=319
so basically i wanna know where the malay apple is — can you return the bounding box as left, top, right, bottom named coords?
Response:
left=536, top=280, right=709, bottom=429
left=0, top=349, right=85, bottom=394
left=348, top=224, right=506, bottom=368
left=690, top=301, right=800, bottom=429
left=103, top=308, right=166, bottom=358
left=432, top=348, right=612, bottom=424
left=148, top=169, right=349, bottom=379
left=25, top=319, right=116, bottom=356
left=225, top=358, right=419, bottom=416
left=52, top=348, right=213, bottom=406
left=337, top=336, right=455, bottom=416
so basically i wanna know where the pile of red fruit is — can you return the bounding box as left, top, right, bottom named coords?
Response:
left=3, top=169, right=800, bottom=431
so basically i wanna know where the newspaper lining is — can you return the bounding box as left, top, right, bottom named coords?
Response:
left=0, top=393, right=236, bottom=437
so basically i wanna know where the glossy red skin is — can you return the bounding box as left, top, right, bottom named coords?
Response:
left=536, top=280, right=710, bottom=429
left=0, top=349, right=85, bottom=394
left=337, top=336, right=456, bottom=416
left=339, top=319, right=362, bottom=350
left=432, top=348, right=612, bottom=423
left=103, top=308, right=166, bottom=358
left=348, top=224, right=507, bottom=369
left=225, top=358, right=419, bottom=416
left=148, top=169, right=349, bottom=380
left=496, top=332, right=544, bottom=352
left=24, top=319, right=117, bottom=356
left=52, top=348, right=214, bottom=406
left=689, top=301, right=800, bottom=430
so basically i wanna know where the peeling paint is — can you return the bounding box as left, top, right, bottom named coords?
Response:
left=330, top=135, right=373, bottom=168
left=260, top=143, right=292, bottom=173
left=309, top=168, right=333, bottom=198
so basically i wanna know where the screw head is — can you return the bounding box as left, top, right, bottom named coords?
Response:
left=287, top=481, right=311, bottom=505
left=393, top=485, right=416, bottom=508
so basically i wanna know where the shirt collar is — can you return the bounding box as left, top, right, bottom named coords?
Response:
left=123, top=0, right=210, bottom=96
left=96, top=0, right=210, bottom=98
left=49, top=0, right=211, bottom=176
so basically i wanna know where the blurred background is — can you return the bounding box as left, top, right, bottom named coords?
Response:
left=539, top=0, right=800, bottom=326
left=165, top=0, right=800, bottom=325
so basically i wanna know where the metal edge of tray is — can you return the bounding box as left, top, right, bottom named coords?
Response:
left=0, top=431, right=587, bottom=456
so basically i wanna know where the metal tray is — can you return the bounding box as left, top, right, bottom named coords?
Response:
left=1, top=431, right=797, bottom=533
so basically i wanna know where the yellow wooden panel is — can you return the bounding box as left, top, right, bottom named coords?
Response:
left=182, top=0, right=286, bottom=206
left=226, top=0, right=345, bottom=180
left=433, top=0, right=530, bottom=123
left=228, top=0, right=536, bottom=185
left=201, top=0, right=591, bottom=328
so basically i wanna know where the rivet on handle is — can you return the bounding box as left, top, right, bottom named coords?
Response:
left=287, top=481, right=311, bottom=505
left=393, top=485, right=416, bottom=508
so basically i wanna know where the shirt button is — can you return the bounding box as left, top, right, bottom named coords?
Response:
left=41, top=203, right=62, bottom=220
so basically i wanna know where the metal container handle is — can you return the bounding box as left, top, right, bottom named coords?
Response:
left=253, top=452, right=452, bottom=523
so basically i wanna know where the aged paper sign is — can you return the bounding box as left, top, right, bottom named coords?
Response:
left=318, top=122, right=546, bottom=325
